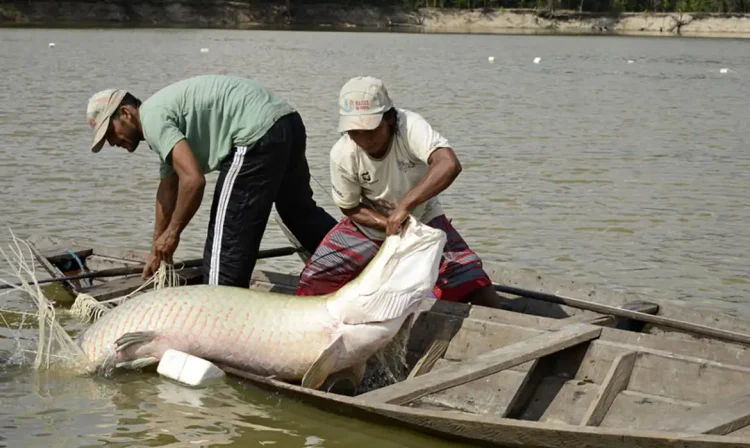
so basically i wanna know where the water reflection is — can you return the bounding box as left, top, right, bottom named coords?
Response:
left=0, top=364, right=474, bottom=447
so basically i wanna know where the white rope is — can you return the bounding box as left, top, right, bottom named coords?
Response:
left=0, top=230, right=91, bottom=371
left=68, top=260, right=188, bottom=324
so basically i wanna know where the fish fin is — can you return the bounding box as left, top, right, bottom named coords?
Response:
left=114, top=331, right=159, bottom=353
left=116, top=357, right=159, bottom=370
left=330, top=290, right=428, bottom=325
left=407, top=319, right=455, bottom=379
left=351, top=361, right=367, bottom=385
left=301, top=335, right=344, bottom=390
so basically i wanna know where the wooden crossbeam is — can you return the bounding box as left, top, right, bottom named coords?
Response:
left=580, top=351, right=638, bottom=426
left=358, top=323, right=602, bottom=405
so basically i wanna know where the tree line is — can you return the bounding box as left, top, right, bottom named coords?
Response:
left=295, top=0, right=750, bottom=14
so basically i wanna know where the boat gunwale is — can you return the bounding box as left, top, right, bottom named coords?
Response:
left=219, top=364, right=750, bottom=448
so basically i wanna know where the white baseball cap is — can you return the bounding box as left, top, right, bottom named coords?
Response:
left=338, top=76, right=394, bottom=133
left=86, top=88, right=127, bottom=152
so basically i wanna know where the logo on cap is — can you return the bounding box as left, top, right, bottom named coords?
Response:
left=342, top=99, right=372, bottom=113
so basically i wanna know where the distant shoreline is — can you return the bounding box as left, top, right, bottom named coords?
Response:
left=2, top=2, right=750, bottom=38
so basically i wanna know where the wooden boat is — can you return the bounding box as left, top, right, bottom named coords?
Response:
left=20, top=234, right=750, bottom=448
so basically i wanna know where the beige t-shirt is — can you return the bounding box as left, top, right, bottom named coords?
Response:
left=330, top=108, right=450, bottom=241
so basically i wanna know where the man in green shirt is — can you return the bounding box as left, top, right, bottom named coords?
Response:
left=85, top=75, right=337, bottom=287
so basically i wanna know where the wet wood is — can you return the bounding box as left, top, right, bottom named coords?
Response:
left=658, top=393, right=750, bottom=435
left=580, top=351, right=637, bottom=427
left=359, top=324, right=602, bottom=405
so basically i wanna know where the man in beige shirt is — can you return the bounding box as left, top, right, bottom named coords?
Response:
left=295, top=76, right=503, bottom=308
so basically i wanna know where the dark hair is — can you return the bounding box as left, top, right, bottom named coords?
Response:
left=111, top=92, right=142, bottom=120
left=382, top=107, right=399, bottom=136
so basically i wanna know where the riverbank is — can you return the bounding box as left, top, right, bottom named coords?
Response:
left=1, top=1, right=750, bottom=38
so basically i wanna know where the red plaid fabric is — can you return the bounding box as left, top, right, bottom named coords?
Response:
left=295, top=215, right=491, bottom=302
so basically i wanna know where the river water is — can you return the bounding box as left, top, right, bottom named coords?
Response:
left=0, top=27, right=748, bottom=446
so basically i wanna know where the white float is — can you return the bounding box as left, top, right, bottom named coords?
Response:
left=157, top=349, right=226, bottom=387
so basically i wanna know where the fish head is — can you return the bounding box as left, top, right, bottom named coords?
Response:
left=362, top=215, right=447, bottom=296
left=329, top=215, right=448, bottom=324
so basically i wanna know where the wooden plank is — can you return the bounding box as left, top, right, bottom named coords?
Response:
left=273, top=214, right=311, bottom=263
left=412, top=359, right=528, bottom=415
left=407, top=317, right=461, bottom=379
left=443, top=317, right=545, bottom=363
left=358, top=324, right=602, bottom=405
left=494, top=283, right=750, bottom=346
left=580, top=351, right=637, bottom=427
left=502, top=355, right=558, bottom=419
left=41, top=247, right=93, bottom=264
left=659, top=393, right=750, bottom=435
left=483, top=260, right=750, bottom=339
left=26, top=238, right=82, bottom=295
left=600, top=327, right=750, bottom=370
left=88, top=245, right=150, bottom=263
left=562, top=301, right=659, bottom=330
left=222, top=366, right=750, bottom=448
left=81, top=267, right=203, bottom=301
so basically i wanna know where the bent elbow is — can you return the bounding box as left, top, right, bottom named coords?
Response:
left=183, top=174, right=206, bottom=192
left=451, top=159, right=463, bottom=179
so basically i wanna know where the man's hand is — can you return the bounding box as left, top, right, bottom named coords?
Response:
left=142, top=252, right=161, bottom=280
left=153, top=228, right=180, bottom=264
left=141, top=229, right=180, bottom=279
left=386, top=204, right=410, bottom=235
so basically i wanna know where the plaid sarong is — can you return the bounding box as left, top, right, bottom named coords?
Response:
left=295, top=215, right=491, bottom=302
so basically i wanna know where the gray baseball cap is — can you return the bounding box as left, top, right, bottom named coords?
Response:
left=338, top=76, right=394, bottom=133
left=86, top=88, right=127, bottom=152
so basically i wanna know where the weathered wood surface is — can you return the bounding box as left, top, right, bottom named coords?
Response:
left=483, top=261, right=750, bottom=341
left=359, top=324, right=602, bottom=405
left=421, top=307, right=750, bottom=372
left=580, top=351, right=637, bottom=427
left=494, top=283, right=750, bottom=346
left=221, top=366, right=750, bottom=448
left=407, top=312, right=750, bottom=434
left=26, top=237, right=88, bottom=295
left=657, top=393, right=750, bottom=435
left=501, top=355, right=558, bottom=419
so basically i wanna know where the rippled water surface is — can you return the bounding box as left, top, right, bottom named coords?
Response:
left=0, top=27, right=749, bottom=446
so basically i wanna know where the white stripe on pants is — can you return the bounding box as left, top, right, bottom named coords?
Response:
left=208, top=146, right=248, bottom=285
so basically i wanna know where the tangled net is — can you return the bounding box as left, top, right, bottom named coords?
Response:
left=68, top=257, right=184, bottom=324
left=0, top=231, right=183, bottom=372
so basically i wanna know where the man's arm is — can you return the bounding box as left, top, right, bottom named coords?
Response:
left=341, top=205, right=389, bottom=231
left=162, top=139, right=206, bottom=237
left=399, top=147, right=462, bottom=212
left=153, top=173, right=179, bottom=243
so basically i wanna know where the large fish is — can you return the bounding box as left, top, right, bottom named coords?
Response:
left=75, top=216, right=447, bottom=390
